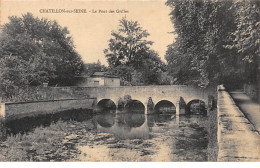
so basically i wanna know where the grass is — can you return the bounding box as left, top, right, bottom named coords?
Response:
left=0, top=109, right=95, bottom=161
left=207, top=108, right=218, bottom=161
left=0, top=120, right=70, bottom=161
left=0, top=117, right=6, bottom=141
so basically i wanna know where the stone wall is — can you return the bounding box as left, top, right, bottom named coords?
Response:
left=95, top=85, right=217, bottom=109
left=217, top=85, right=260, bottom=161
left=0, top=98, right=96, bottom=121
left=0, top=86, right=97, bottom=103
left=104, top=78, right=120, bottom=87
left=37, top=87, right=96, bottom=100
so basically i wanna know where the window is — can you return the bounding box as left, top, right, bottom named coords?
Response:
left=94, top=81, right=99, bottom=86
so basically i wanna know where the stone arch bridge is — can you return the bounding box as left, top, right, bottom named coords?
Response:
left=92, top=85, right=216, bottom=115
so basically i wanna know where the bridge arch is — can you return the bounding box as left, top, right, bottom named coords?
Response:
left=154, top=100, right=176, bottom=114
left=96, top=99, right=117, bottom=113
left=125, top=99, right=145, bottom=113
left=186, top=99, right=207, bottom=115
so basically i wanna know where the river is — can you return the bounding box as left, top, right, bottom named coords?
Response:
left=0, top=110, right=217, bottom=161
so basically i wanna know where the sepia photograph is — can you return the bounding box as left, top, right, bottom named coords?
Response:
left=0, top=0, right=259, bottom=165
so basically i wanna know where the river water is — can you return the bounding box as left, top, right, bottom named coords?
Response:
left=0, top=110, right=217, bottom=161
left=80, top=113, right=210, bottom=161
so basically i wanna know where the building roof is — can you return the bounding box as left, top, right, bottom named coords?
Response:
left=92, top=72, right=105, bottom=76
left=91, top=72, right=119, bottom=78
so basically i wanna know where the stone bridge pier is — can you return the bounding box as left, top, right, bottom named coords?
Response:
left=92, top=85, right=217, bottom=116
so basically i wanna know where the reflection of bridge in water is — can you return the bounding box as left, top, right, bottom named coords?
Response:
left=93, top=85, right=216, bottom=116
left=95, top=113, right=177, bottom=140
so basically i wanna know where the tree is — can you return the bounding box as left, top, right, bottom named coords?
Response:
left=139, top=50, right=167, bottom=85
left=104, top=17, right=153, bottom=68
left=0, top=13, right=83, bottom=89
left=81, top=60, right=107, bottom=76
left=0, top=13, right=83, bottom=99
left=227, top=0, right=260, bottom=83
left=165, top=0, right=238, bottom=87
left=105, top=17, right=168, bottom=85
left=107, top=65, right=134, bottom=85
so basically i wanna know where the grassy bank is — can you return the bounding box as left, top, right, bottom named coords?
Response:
left=207, top=109, right=218, bottom=161
left=0, top=118, right=6, bottom=141
left=0, top=119, right=95, bottom=161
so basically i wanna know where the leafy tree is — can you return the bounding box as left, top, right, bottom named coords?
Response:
left=0, top=13, right=83, bottom=91
left=0, top=13, right=83, bottom=99
left=227, top=0, right=260, bottom=83
left=105, top=17, right=168, bottom=85
left=165, top=0, right=238, bottom=87
left=107, top=65, right=134, bottom=85
left=104, top=17, right=153, bottom=67
left=139, top=50, right=167, bottom=85
left=81, top=60, right=107, bottom=76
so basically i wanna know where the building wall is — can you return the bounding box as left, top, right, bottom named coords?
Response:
left=87, top=77, right=105, bottom=86
left=104, top=77, right=120, bottom=87
left=76, top=77, right=120, bottom=87
left=76, top=77, right=105, bottom=87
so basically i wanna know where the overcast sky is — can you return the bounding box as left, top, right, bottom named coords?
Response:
left=1, top=0, right=175, bottom=65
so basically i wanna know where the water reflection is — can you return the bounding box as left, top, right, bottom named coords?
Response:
left=96, top=112, right=177, bottom=140
left=96, top=113, right=147, bottom=139
left=95, top=113, right=116, bottom=128
left=5, top=109, right=94, bottom=134
left=117, top=113, right=145, bottom=128
left=92, top=113, right=211, bottom=161
left=147, top=114, right=175, bottom=127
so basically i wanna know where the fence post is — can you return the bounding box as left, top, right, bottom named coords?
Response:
left=176, top=101, right=180, bottom=125
left=0, top=103, right=5, bottom=119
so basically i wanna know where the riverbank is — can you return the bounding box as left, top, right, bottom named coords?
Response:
left=0, top=118, right=6, bottom=141
left=0, top=119, right=96, bottom=161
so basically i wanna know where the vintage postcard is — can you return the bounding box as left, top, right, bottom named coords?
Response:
left=0, top=0, right=259, bottom=165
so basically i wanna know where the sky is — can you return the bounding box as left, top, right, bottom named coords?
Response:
left=0, top=0, right=175, bottom=65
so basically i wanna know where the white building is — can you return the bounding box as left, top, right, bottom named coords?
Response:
left=76, top=72, right=120, bottom=87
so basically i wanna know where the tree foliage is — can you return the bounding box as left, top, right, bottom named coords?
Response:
left=165, top=0, right=259, bottom=88
left=104, top=17, right=153, bottom=68
left=227, top=0, right=260, bottom=83
left=0, top=13, right=83, bottom=89
left=166, top=0, right=237, bottom=87
left=81, top=60, right=107, bottom=76
left=0, top=13, right=83, bottom=99
left=105, top=17, right=168, bottom=85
